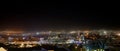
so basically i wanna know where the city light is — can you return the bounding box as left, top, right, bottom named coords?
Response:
left=36, top=32, right=40, bottom=35
left=0, top=30, right=120, bottom=51
left=0, top=47, right=7, bottom=51
left=117, top=33, right=120, bottom=36
left=70, top=31, right=76, bottom=34
left=19, top=43, right=24, bottom=48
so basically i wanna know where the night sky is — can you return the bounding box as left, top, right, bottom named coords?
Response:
left=0, top=1, right=120, bottom=31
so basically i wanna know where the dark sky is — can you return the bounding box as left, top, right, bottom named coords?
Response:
left=0, top=1, right=120, bottom=31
